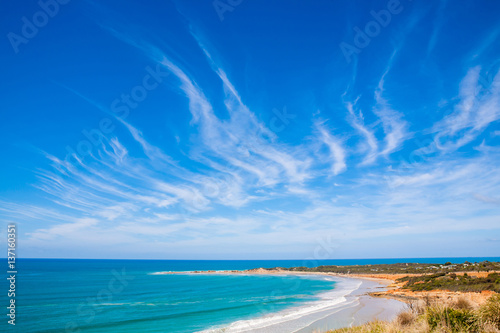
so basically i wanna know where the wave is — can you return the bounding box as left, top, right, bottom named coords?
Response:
left=198, top=276, right=362, bottom=333
left=97, top=302, right=157, bottom=306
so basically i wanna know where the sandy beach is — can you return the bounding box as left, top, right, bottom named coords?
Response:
left=156, top=268, right=499, bottom=332
left=158, top=269, right=407, bottom=332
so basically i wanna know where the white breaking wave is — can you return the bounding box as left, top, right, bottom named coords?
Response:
left=198, top=276, right=362, bottom=333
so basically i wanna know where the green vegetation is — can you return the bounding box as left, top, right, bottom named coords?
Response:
left=327, top=294, right=500, bottom=333
left=397, top=272, right=500, bottom=293
left=426, top=306, right=478, bottom=332
left=274, top=261, right=500, bottom=293
left=479, top=294, right=500, bottom=328
left=281, top=261, right=500, bottom=275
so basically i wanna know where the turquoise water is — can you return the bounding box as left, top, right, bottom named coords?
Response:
left=2, top=258, right=499, bottom=332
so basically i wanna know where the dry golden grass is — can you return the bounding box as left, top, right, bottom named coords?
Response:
left=326, top=294, right=500, bottom=333
left=453, top=296, right=473, bottom=310
left=479, top=294, right=500, bottom=329
left=396, top=311, right=413, bottom=326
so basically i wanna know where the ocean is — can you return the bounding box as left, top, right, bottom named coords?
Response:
left=2, top=257, right=499, bottom=332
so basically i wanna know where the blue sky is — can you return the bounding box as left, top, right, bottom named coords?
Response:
left=1, top=0, right=500, bottom=259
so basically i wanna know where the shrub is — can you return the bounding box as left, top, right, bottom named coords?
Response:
left=486, top=273, right=500, bottom=283
left=396, top=311, right=414, bottom=326
left=327, top=293, right=500, bottom=333
left=453, top=296, right=472, bottom=310
left=426, top=306, right=478, bottom=332
left=479, top=294, right=500, bottom=329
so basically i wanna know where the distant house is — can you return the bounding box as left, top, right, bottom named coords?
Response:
left=440, top=264, right=457, bottom=269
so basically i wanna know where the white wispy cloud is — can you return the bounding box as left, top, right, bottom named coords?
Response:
left=374, top=69, right=410, bottom=157
left=2, top=15, right=500, bottom=259
left=316, top=123, right=347, bottom=175
left=0, top=31, right=318, bottom=247
left=470, top=25, right=500, bottom=60
left=433, top=66, right=500, bottom=151
left=344, top=100, right=379, bottom=165
left=425, top=0, right=447, bottom=57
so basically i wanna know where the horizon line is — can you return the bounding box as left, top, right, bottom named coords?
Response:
left=6, top=256, right=500, bottom=261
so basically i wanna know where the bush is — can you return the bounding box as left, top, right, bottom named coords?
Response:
left=486, top=273, right=500, bottom=283
left=328, top=294, right=500, bottom=333
left=396, top=311, right=414, bottom=326
left=479, top=294, right=500, bottom=329
left=426, top=306, right=478, bottom=332
left=453, top=296, right=472, bottom=310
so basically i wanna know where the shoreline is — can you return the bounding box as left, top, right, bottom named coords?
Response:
left=152, top=268, right=395, bottom=282
left=158, top=269, right=407, bottom=332
left=159, top=268, right=497, bottom=332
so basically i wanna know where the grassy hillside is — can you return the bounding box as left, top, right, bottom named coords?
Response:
left=282, top=261, right=500, bottom=275
left=398, top=272, right=500, bottom=293
left=327, top=294, right=500, bottom=333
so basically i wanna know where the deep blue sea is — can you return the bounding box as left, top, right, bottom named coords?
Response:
left=2, top=257, right=499, bottom=332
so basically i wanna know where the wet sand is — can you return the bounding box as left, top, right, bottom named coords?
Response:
left=160, top=270, right=407, bottom=332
